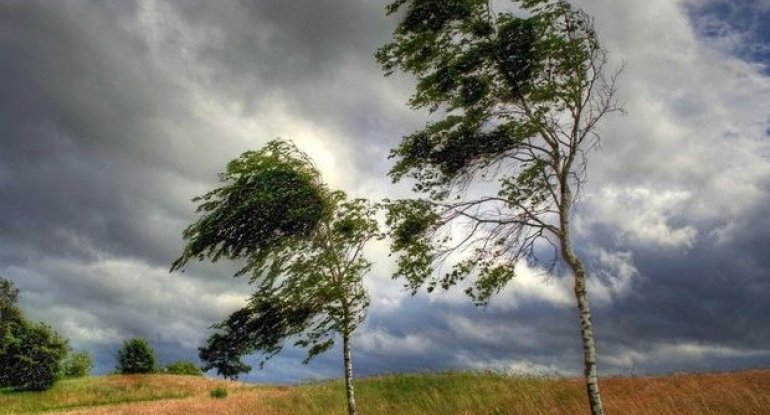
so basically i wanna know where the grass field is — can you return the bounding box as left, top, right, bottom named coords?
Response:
left=1, top=370, right=768, bottom=415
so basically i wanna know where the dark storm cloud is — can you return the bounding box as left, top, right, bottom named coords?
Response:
left=0, top=0, right=769, bottom=383
left=573, top=194, right=770, bottom=372
left=0, top=0, right=262, bottom=372
left=0, top=0, right=216, bottom=267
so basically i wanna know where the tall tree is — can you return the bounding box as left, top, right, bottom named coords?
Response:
left=377, top=1, right=621, bottom=413
left=172, top=139, right=380, bottom=415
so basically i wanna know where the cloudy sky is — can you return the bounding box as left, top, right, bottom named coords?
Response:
left=1, top=0, right=769, bottom=382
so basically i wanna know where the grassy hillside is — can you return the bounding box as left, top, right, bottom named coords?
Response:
left=268, top=370, right=770, bottom=415
left=0, top=375, right=264, bottom=414
left=1, top=370, right=769, bottom=415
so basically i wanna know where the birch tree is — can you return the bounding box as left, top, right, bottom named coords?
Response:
left=377, top=1, right=622, bottom=413
left=172, top=139, right=380, bottom=415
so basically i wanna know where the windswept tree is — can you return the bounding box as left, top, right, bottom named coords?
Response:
left=377, top=1, right=621, bottom=413
left=172, top=139, right=380, bottom=415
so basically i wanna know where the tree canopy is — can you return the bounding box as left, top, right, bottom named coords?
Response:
left=377, top=0, right=620, bottom=303
left=116, top=337, right=156, bottom=374
left=173, top=139, right=380, bottom=415
left=173, top=140, right=380, bottom=380
left=171, top=139, right=331, bottom=278
left=377, top=1, right=620, bottom=413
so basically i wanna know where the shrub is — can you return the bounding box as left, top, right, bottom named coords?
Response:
left=0, top=321, right=69, bottom=391
left=0, top=277, right=69, bottom=391
left=116, top=338, right=156, bottom=374
left=61, top=350, right=93, bottom=378
left=210, top=386, right=228, bottom=398
left=165, top=360, right=203, bottom=376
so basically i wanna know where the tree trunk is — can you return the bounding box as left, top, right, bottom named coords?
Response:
left=564, top=248, right=604, bottom=415
left=560, top=190, right=604, bottom=415
left=342, top=328, right=358, bottom=415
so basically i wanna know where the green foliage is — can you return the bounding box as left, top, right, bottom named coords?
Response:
left=379, top=0, right=599, bottom=189
left=164, top=360, right=203, bottom=376
left=116, top=338, right=156, bottom=374
left=171, top=139, right=331, bottom=278
left=0, top=277, right=19, bottom=311
left=0, top=321, right=69, bottom=391
left=0, top=277, right=69, bottom=392
left=61, top=350, right=93, bottom=378
left=174, top=139, right=382, bottom=380
left=377, top=0, right=619, bottom=305
left=209, top=386, right=228, bottom=399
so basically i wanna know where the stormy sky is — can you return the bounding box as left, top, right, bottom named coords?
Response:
left=1, top=0, right=769, bottom=382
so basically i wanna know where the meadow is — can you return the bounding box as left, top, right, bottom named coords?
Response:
left=1, top=370, right=768, bottom=415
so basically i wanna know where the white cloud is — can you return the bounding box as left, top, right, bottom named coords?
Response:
left=587, top=248, right=640, bottom=303
left=602, top=342, right=770, bottom=371
left=356, top=328, right=437, bottom=357
left=6, top=257, right=250, bottom=348
left=573, top=0, right=770, bottom=248
left=580, top=187, right=698, bottom=249
left=490, top=263, right=574, bottom=310
left=455, top=355, right=566, bottom=376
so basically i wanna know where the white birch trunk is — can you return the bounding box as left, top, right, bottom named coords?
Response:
left=560, top=186, right=605, bottom=415
left=342, top=328, right=358, bottom=415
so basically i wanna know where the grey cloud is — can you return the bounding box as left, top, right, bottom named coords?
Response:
left=152, top=0, right=423, bottom=187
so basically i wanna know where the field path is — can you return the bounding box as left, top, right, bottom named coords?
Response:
left=54, top=387, right=286, bottom=415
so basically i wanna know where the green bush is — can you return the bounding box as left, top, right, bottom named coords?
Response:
left=0, top=277, right=69, bottom=391
left=210, top=386, right=228, bottom=399
left=116, top=338, right=156, bottom=374
left=0, top=321, right=69, bottom=391
left=165, top=360, right=203, bottom=376
left=61, top=350, right=93, bottom=378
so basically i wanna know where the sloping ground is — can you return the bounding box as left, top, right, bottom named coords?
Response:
left=0, top=375, right=278, bottom=415
left=266, top=370, right=770, bottom=415
left=54, top=388, right=284, bottom=415
left=1, top=369, right=769, bottom=415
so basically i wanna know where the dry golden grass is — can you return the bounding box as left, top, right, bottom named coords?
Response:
left=2, top=369, right=769, bottom=414
left=56, top=385, right=285, bottom=415
left=598, top=370, right=770, bottom=415
left=264, top=369, right=770, bottom=415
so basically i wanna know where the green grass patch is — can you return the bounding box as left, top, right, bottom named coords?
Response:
left=209, top=386, right=228, bottom=399
left=264, top=371, right=569, bottom=415
left=0, top=375, right=194, bottom=414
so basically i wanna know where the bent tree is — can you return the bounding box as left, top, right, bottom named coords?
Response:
left=377, top=1, right=621, bottom=413
left=172, top=140, right=379, bottom=415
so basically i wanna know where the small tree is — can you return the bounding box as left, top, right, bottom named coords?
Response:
left=165, top=360, right=203, bottom=376
left=116, top=338, right=156, bottom=374
left=61, top=350, right=93, bottom=378
left=0, top=277, right=69, bottom=391
left=0, top=278, right=19, bottom=313
left=377, top=1, right=622, bottom=414
left=172, top=139, right=381, bottom=415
